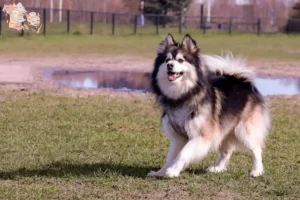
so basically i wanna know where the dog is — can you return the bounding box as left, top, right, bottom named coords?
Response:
left=148, top=34, right=270, bottom=178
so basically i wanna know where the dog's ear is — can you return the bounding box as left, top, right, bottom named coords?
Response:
left=157, top=33, right=176, bottom=54
left=181, top=34, right=199, bottom=54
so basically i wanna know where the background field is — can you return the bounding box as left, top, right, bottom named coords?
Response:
left=1, top=33, right=300, bottom=62
left=0, top=93, right=299, bottom=199
left=0, top=32, right=300, bottom=200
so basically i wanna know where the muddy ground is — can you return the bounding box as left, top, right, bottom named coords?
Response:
left=0, top=55, right=299, bottom=98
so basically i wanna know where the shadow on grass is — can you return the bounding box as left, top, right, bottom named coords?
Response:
left=0, top=161, right=159, bottom=179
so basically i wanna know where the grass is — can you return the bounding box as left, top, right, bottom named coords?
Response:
left=1, top=30, right=300, bottom=62
left=0, top=19, right=299, bottom=199
left=0, top=92, right=299, bottom=199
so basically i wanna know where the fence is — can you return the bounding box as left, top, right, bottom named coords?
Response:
left=0, top=7, right=299, bottom=37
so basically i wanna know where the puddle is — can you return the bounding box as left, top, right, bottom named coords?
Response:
left=45, top=69, right=152, bottom=93
left=44, top=69, right=300, bottom=96
left=254, top=77, right=300, bottom=96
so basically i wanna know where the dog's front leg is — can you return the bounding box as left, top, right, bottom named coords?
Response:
left=147, top=116, right=187, bottom=177
left=164, top=136, right=211, bottom=178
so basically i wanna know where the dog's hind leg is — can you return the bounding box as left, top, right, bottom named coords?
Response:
left=235, top=125, right=265, bottom=177
left=164, top=136, right=211, bottom=178
left=207, top=134, right=236, bottom=173
left=249, top=147, right=264, bottom=177
left=148, top=117, right=187, bottom=177
left=235, top=109, right=269, bottom=177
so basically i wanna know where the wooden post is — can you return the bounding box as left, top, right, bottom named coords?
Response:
left=200, top=4, right=204, bottom=29
left=20, top=22, right=24, bottom=37
left=90, top=12, right=94, bottom=35
left=228, top=18, right=232, bottom=35
left=112, top=13, right=115, bottom=35
left=67, top=10, right=70, bottom=33
left=286, top=19, right=290, bottom=34
left=0, top=7, right=2, bottom=36
left=134, top=15, right=138, bottom=34
left=179, top=13, right=182, bottom=35
left=43, top=8, right=46, bottom=35
left=202, top=17, right=206, bottom=34
left=257, top=18, right=261, bottom=36
left=156, top=15, right=159, bottom=34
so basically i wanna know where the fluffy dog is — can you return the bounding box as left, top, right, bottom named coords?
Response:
left=148, top=34, right=270, bottom=178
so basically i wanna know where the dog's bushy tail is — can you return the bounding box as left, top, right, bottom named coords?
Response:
left=201, top=52, right=253, bottom=80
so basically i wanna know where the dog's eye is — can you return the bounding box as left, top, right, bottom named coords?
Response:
left=165, top=58, right=171, bottom=63
left=178, top=59, right=184, bottom=63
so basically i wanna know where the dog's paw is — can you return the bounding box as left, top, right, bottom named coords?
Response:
left=250, top=169, right=264, bottom=177
left=147, top=171, right=159, bottom=177
left=147, top=170, right=165, bottom=177
left=165, top=168, right=180, bottom=178
left=206, top=166, right=227, bottom=173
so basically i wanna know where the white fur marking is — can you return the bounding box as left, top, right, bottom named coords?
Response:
left=166, top=53, right=173, bottom=60
left=250, top=148, right=264, bottom=177
left=148, top=116, right=187, bottom=177
left=207, top=147, right=234, bottom=173
left=185, top=105, right=210, bottom=139
left=165, top=137, right=211, bottom=178
left=201, top=53, right=254, bottom=80
left=175, top=53, right=185, bottom=61
left=156, top=60, right=198, bottom=100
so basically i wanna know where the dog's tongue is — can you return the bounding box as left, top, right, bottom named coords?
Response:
left=168, top=73, right=177, bottom=81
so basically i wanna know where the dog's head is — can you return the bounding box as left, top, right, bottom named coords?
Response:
left=152, top=34, right=205, bottom=101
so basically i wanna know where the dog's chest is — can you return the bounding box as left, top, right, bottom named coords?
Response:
left=165, top=105, right=209, bottom=138
left=166, top=107, right=191, bottom=135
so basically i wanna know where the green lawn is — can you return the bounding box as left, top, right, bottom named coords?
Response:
left=0, top=22, right=299, bottom=199
left=1, top=31, right=300, bottom=62
left=0, top=92, right=299, bottom=199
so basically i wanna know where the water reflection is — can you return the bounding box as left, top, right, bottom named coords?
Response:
left=45, top=69, right=300, bottom=96
left=49, top=70, right=151, bottom=93
left=254, top=77, right=300, bottom=95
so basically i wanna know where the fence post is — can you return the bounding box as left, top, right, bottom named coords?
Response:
left=200, top=4, right=204, bottom=29
left=90, top=12, right=94, bottom=35
left=156, top=15, right=159, bottom=34
left=162, top=15, right=166, bottom=28
left=228, top=17, right=232, bottom=35
left=286, top=19, right=290, bottom=34
left=0, top=7, right=2, bottom=36
left=20, top=22, right=24, bottom=37
left=202, top=17, right=206, bottom=34
left=257, top=18, right=261, bottom=36
left=179, top=13, right=182, bottom=35
left=112, top=13, right=115, bottom=35
left=134, top=15, right=138, bottom=34
left=67, top=10, right=70, bottom=33
left=43, top=8, right=46, bottom=35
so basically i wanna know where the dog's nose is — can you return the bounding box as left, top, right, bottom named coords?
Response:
left=167, top=63, right=173, bottom=70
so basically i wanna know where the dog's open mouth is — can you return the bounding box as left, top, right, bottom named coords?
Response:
left=167, top=71, right=184, bottom=81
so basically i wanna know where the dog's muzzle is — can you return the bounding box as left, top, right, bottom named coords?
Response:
left=167, top=71, right=184, bottom=81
